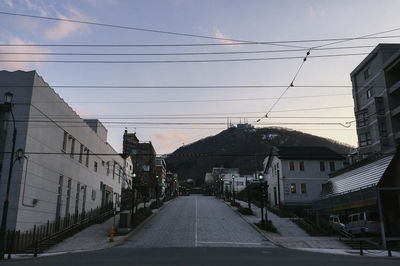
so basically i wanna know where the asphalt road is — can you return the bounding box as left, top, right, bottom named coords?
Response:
left=1, top=195, right=399, bottom=265
left=120, top=194, right=273, bottom=248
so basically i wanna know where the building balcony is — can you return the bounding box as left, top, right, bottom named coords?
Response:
left=388, top=79, right=400, bottom=95
left=395, top=131, right=400, bottom=140
left=392, top=105, right=400, bottom=118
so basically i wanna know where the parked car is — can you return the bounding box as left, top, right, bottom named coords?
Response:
left=344, top=211, right=380, bottom=235
left=328, top=215, right=345, bottom=232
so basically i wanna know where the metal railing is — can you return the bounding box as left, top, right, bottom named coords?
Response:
left=3, top=202, right=114, bottom=258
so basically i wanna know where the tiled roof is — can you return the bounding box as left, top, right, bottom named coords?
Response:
left=321, top=155, right=394, bottom=197
left=273, top=146, right=345, bottom=160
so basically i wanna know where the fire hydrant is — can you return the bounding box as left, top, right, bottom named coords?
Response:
left=109, top=225, right=115, bottom=242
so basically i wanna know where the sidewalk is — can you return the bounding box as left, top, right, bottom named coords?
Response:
left=232, top=199, right=399, bottom=257
left=46, top=198, right=161, bottom=254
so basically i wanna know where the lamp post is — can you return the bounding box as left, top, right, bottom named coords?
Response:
left=232, top=174, right=236, bottom=205
left=246, top=176, right=251, bottom=210
left=131, top=173, right=136, bottom=226
left=220, top=177, right=223, bottom=199
left=0, top=92, right=23, bottom=259
left=155, top=175, right=159, bottom=206
left=258, top=173, right=265, bottom=229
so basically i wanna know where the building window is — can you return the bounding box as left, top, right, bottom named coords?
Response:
left=379, top=122, right=387, bottom=137
left=320, top=161, right=325, bottom=171
left=62, top=131, right=68, bottom=152
left=79, top=144, right=83, bottom=163
left=363, top=67, right=371, bottom=80
left=94, top=161, right=98, bottom=172
left=329, top=161, right=335, bottom=172
left=299, top=161, right=304, bottom=171
left=70, top=137, right=75, bottom=158
left=107, top=161, right=110, bottom=176
left=301, top=184, right=307, bottom=194
left=366, top=89, right=372, bottom=99
left=65, top=179, right=71, bottom=216
left=289, top=161, right=294, bottom=171
left=56, top=175, right=63, bottom=219
left=75, top=183, right=80, bottom=215
left=118, top=168, right=121, bottom=183
left=112, top=162, right=116, bottom=179
left=359, top=132, right=372, bottom=147
left=290, top=184, right=296, bottom=194
left=356, top=111, right=369, bottom=127
left=375, top=97, right=385, bottom=115
left=85, top=148, right=89, bottom=167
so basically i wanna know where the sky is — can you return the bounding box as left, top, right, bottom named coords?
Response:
left=1, top=0, right=400, bottom=154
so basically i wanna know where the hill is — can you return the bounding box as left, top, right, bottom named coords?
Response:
left=165, top=126, right=353, bottom=185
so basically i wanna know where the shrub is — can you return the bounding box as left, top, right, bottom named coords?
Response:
left=230, top=201, right=241, bottom=207
left=149, top=200, right=163, bottom=209
left=133, top=207, right=152, bottom=227
left=255, top=220, right=278, bottom=233
left=237, top=206, right=253, bottom=215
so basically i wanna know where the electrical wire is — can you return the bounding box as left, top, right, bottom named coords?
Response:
left=0, top=11, right=304, bottom=49
left=0, top=52, right=376, bottom=64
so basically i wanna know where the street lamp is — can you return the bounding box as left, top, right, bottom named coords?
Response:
left=131, top=173, right=136, bottom=226
left=155, top=175, right=159, bottom=206
left=220, top=177, right=223, bottom=199
left=232, top=174, right=236, bottom=205
left=0, top=92, right=23, bottom=259
left=258, top=173, right=265, bottom=229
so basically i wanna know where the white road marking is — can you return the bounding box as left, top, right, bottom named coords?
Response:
left=195, top=196, right=198, bottom=247
left=197, top=241, right=263, bottom=246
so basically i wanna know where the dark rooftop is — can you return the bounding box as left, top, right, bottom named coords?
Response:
left=273, top=146, right=345, bottom=160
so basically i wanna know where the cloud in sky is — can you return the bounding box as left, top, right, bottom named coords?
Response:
left=2, top=0, right=13, bottom=8
left=0, top=36, right=50, bottom=71
left=214, top=28, right=235, bottom=45
left=86, top=0, right=118, bottom=5
left=154, top=132, right=191, bottom=152
left=45, top=6, right=90, bottom=40
left=308, top=6, right=326, bottom=19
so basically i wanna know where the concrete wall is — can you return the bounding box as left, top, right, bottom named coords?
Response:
left=0, top=71, right=126, bottom=231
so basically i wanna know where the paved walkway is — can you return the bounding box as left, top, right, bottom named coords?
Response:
left=234, top=199, right=348, bottom=249
left=46, top=198, right=159, bottom=253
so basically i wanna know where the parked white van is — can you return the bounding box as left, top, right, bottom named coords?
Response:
left=344, top=211, right=380, bottom=235
left=328, top=215, right=345, bottom=231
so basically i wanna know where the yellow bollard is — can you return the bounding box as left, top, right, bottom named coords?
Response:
left=110, top=225, right=115, bottom=242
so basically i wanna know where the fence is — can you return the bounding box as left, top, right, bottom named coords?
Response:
left=3, top=202, right=114, bottom=258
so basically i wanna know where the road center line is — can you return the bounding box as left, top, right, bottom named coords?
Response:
left=195, top=196, right=198, bottom=247
left=196, top=241, right=263, bottom=246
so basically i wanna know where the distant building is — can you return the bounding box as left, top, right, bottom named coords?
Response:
left=0, top=71, right=128, bottom=231
left=265, top=146, right=345, bottom=208
left=122, top=130, right=157, bottom=197
left=156, top=157, right=167, bottom=194
left=351, top=43, right=400, bottom=157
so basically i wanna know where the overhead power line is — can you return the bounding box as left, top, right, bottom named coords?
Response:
left=1, top=37, right=400, bottom=48
left=21, top=93, right=351, bottom=104
left=0, top=11, right=303, bottom=49
left=0, top=45, right=396, bottom=56
left=0, top=52, right=374, bottom=64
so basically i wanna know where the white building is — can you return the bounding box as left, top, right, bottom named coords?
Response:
left=0, top=71, right=129, bottom=231
left=265, top=146, right=345, bottom=208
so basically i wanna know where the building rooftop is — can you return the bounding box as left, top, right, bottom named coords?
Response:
left=321, top=155, right=394, bottom=198
left=272, top=146, right=345, bottom=160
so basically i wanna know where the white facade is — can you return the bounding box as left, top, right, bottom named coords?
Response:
left=266, top=156, right=344, bottom=207
left=0, top=71, right=128, bottom=231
